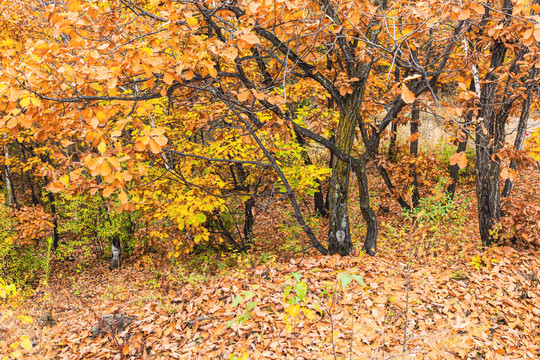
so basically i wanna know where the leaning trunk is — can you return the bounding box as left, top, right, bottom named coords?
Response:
left=354, top=163, right=377, bottom=255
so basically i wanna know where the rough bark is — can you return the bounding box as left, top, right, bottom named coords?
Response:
left=409, top=103, right=420, bottom=208
left=110, top=235, right=122, bottom=269
left=355, top=164, right=377, bottom=255
left=328, top=87, right=366, bottom=256
left=502, top=68, right=536, bottom=197
left=47, top=192, right=59, bottom=251
left=475, top=0, right=513, bottom=246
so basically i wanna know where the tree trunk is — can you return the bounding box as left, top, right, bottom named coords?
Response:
left=243, top=197, right=254, bottom=248
left=377, top=165, right=411, bottom=210
left=502, top=68, right=536, bottom=197
left=328, top=88, right=365, bottom=256
left=447, top=113, right=472, bottom=199
left=355, top=163, right=377, bottom=255
left=293, top=129, right=328, bottom=217
left=447, top=76, right=477, bottom=199
left=388, top=120, right=398, bottom=163
left=110, top=235, right=122, bottom=270
left=475, top=0, right=513, bottom=246
left=409, top=103, right=420, bottom=208
left=47, top=191, right=60, bottom=251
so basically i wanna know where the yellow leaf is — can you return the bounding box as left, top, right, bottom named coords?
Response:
left=122, top=345, right=129, bottom=355
left=20, top=97, right=31, bottom=107
left=98, top=142, right=107, bottom=154
left=208, top=66, right=217, bottom=78
left=470, top=2, right=485, bottom=14
left=119, top=191, right=128, bottom=204
left=19, top=336, right=32, bottom=351
left=97, top=160, right=112, bottom=176
left=238, top=90, right=251, bottom=102
left=149, top=138, right=161, bottom=154
left=240, top=33, right=259, bottom=45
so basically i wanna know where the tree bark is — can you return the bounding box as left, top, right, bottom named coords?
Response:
left=475, top=0, right=513, bottom=246
left=409, top=103, right=420, bottom=208
left=355, top=163, right=377, bottom=255
left=47, top=191, right=60, bottom=251
left=110, top=235, right=122, bottom=269
left=502, top=68, right=536, bottom=197
left=328, top=88, right=366, bottom=256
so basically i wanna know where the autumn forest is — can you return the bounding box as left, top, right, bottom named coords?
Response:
left=1, top=0, right=540, bottom=359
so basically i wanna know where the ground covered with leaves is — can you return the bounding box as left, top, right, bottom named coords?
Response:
left=1, top=169, right=540, bottom=360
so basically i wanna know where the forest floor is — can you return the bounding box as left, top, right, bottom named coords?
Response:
left=1, top=168, right=539, bottom=360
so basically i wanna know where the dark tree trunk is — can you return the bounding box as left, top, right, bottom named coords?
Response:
left=377, top=166, right=411, bottom=210
left=388, top=120, right=398, bottom=163
left=502, top=68, right=536, bottom=197
left=475, top=0, right=513, bottom=246
left=355, top=164, right=377, bottom=255
left=293, top=129, right=328, bottom=217
left=409, top=103, right=420, bottom=208
left=243, top=197, right=254, bottom=247
left=110, top=235, right=122, bottom=270
left=447, top=77, right=477, bottom=199
left=447, top=113, right=472, bottom=199
left=47, top=192, right=59, bottom=251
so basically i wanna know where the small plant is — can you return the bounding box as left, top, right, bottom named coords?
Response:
left=469, top=254, right=498, bottom=270
left=227, top=291, right=257, bottom=328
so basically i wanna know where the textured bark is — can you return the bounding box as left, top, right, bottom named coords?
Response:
left=378, top=166, right=411, bottom=210
left=355, top=165, right=377, bottom=256
left=447, top=112, right=473, bottom=199
left=409, top=103, right=420, bottom=208
left=388, top=120, right=398, bottom=163
left=502, top=68, right=536, bottom=197
left=47, top=192, right=59, bottom=251
left=328, top=88, right=365, bottom=256
left=243, top=197, right=255, bottom=247
left=475, top=0, right=513, bottom=246
left=110, top=235, right=122, bottom=269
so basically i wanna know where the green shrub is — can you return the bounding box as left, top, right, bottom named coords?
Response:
left=56, top=193, right=142, bottom=260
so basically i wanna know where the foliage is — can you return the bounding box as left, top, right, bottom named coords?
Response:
left=57, top=193, right=141, bottom=259
left=404, top=179, right=469, bottom=227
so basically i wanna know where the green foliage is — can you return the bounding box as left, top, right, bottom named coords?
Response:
left=439, top=142, right=476, bottom=183
left=0, top=197, right=51, bottom=287
left=57, top=193, right=141, bottom=259
left=227, top=290, right=257, bottom=328
left=404, top=179, right=469, bottom=227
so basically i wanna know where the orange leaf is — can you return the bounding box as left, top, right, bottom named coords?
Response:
left=46, top=181, right=64, bottom=193
left=238, top=90, right=251, bottom=102
left=163, top=72, right=175, bottom=85
left=407, top=133, right=420, bottom=143
left=103, top=185, right=115, bottom=197
left=119, top=191, right=128, bottom=204
left=401, top=85, right=416, bottom=104
left=149, top=138, right=161, bottom=154
left=449, top=152, right=467, bottom=169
